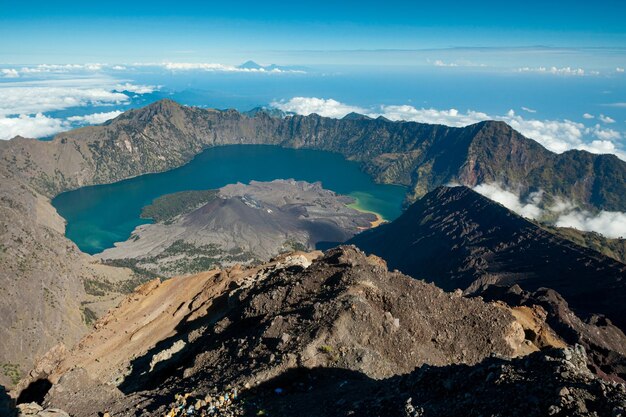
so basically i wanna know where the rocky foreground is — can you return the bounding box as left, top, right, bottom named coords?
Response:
left=4, top=246, right=624, bottom=416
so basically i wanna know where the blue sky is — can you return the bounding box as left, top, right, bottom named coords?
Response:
left=2, top=0, right=626, bottom=63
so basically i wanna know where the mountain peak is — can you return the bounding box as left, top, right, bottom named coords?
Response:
left=238, top=60, right=264, bottom=70
left=342, top=112, right=372, bottom=120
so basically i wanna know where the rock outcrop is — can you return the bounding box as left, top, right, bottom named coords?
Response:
left=479, top=284, right=626, bottom=383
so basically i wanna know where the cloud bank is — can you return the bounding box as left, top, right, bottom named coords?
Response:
left=472, top=183, right=626, bottom=239
left=515, top=66, right=598, bottom=76
left=0, top=114, right=68, bottom=139
left=555, top=211, right=626, bottom=238
left=0, top=82, right=130, bottom=117
left=0, top=110, right=125, bottom=140
left=67, top=111, right=123, bottom=124
left=114, top=83, right=159, bottom=94
left=0, top=77, right=158, bottom=139
left=273, top=97, right=366, bottom=118
left=161, top=62, right=304, bottom=73
left=272, top=97, right=626, bottom=161
left=1, top=69, right=19, bottom=78
left=473, top=183, right=544, bottom=219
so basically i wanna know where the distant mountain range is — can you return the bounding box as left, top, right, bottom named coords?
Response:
left=237, top=60, right=307, bottom=72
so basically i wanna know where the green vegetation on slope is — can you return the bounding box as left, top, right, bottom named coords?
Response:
left=104, top=240, right=259, bottom=278
left=141, top=189, right=219, bottom=223
left=1, top=363, right=21, bottom=386
left=543, top=225, right=626, bottom=264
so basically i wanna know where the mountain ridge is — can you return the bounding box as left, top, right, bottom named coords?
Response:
left=348, top=186, right=626, bottom=328
left=2, top=99, right=625, bottom=212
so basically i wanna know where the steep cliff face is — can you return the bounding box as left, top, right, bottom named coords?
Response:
left=348, top=186, right=626, bottom=329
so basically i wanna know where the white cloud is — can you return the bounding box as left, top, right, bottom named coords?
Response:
left=67, top=110, right=123, bottom=125
left=598, top=114, right=616, bottom=124
left=0, top=83, right=130, bottom=117
left=0, top=109, right=124, bottom=140
left=429, top=59, right=486, bottom=68
left=0, top=77, right=152, bottom=139
left=0, top=114, right=68, bottom=140
left=583, top=113, right=594, bottom=119
left=577, top=139, right=623, bottom=156
left=111, top=65, right=127, bottom=71
left=1, top=69, right=19, bottom=78
left=473, top=183, right=543, bottom=219
left=556, top=210, right=626, bottom=239
left=162, top=62, right=303, bottom=73
left=516, top=66, right=592, bottom=76
left=588, top=124, right=621, bottom=141
left=617, top=67, right=625, bottom=73
left=272, top=97, right=366, bottom=118
left=521, top=106, right=536, bottom=113
left=433, top=60, right=458, bottom=67
left=378, top=105, right=489, bottom=127
left=18, top=64, right=105, bottom=74
left=163, top=62, right=234, bottom=71
left=549, top=198, right=575, bottom=214
left=114, top=83, right=159, bottom=94
left=473, top=182, right=626, bottom=239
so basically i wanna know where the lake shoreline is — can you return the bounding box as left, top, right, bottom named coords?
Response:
left=347, top=202, right=386, bottom=228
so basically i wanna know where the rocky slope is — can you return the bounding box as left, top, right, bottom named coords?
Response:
left=7, top=247, right=624, bottom=417
left=1, top=99, right=626, bottom=388
left=239, top=346, right=625, bottom=417
left=0, top=163, right=138, bottom=389
left=479, top=285, right=626, bottom=383
left=99, top=180, right=376, bottom=277
left=545, top=226, right=626, bottom=264
left=349, top=186, right=626, bottom=330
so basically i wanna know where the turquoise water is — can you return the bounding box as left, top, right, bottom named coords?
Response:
left=52, top=145, right=407, bottom=254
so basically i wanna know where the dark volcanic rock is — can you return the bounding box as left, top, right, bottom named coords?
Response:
left=480, top=284, right=626, bottom=383
left=41, top=246, right=536, bottom=416
left=349, top=186, right=626, bottom=331
left=244, top=346, right=626, bottom=417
